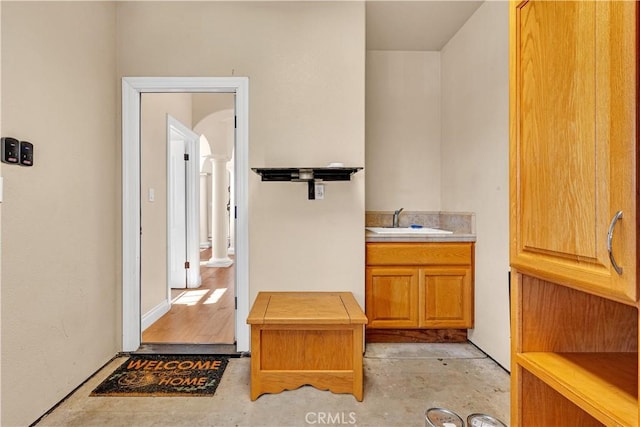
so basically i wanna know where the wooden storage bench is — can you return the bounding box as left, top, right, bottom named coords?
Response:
left=247, top=291, right=368, bottom=401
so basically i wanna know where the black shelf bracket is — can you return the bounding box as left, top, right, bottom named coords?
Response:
left=252, top=167, right=363, bottom=200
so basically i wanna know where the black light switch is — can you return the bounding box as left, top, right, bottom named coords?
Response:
left=19, top=141, right=33, bottom=166
left=1, top=137, right=19, bottom=164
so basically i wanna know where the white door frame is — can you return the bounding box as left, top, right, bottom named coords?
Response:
left=122, top=77, right=250, bottom=352
left=167, top=115, right=201, bottom=289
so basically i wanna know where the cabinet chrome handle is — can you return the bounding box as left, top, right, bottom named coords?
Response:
left=607, top=210, right=623, bottom=275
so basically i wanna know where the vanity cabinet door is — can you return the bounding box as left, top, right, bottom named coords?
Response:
left=365, top=267, right=419, bottom=328
left=418, top=267, right=474, bottom=328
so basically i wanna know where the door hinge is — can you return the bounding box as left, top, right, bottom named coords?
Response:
left=235, top=297, right=237, bottom=310
left=234, top=116, right=237, bottom=129
left=184, top=153, right=189, bottom=161
left=184, top=261, right=190, bottom=269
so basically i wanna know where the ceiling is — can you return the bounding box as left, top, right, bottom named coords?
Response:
left=366, top=1, right=484, bottom=51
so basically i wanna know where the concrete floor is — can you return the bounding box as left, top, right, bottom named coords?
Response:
left=35, top=343, right=510, bottom=427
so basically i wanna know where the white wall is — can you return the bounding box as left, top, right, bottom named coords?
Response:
left=1, top=3, right=118, bottom=425
left=366, top=51, right=441, bottom=211
left=117, top=1, right=366, bottom=305
left=441, top=1, right=510, bottom=368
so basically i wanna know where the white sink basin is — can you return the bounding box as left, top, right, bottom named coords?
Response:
left=366, top=227, right=453, bottom=235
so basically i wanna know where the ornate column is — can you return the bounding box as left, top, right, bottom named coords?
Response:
left=199, top=172, right=210, bottom=248
left=207, top=156, right=233, bottom=267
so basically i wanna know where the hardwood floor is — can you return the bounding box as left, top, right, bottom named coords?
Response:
left=141, top=248, right=235, bottom=344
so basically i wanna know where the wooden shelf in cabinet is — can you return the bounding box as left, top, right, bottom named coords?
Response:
left=516, top=352, right=638, bottom=426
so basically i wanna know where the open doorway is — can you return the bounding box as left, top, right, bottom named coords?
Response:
left=138, top=94, right=236, bottom=346
left=121, top=77, right=250, bottom=353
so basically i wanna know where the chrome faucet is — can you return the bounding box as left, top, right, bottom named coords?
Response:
left=393, top=208, right=404, bottom=228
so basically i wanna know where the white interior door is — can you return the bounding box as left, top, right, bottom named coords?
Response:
left=167, top=115, right=201, bottom=289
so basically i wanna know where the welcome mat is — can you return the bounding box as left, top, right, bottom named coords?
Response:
left=91, top=354, right=228, bottom=397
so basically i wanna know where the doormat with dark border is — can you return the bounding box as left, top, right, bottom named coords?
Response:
left=91, top=354, right=229, bottom=397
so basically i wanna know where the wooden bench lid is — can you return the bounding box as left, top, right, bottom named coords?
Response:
left=247, top=292, right=367, bottom=325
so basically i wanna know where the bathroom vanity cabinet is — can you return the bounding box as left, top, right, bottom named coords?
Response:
left=365, top=242, right=474, bottom=341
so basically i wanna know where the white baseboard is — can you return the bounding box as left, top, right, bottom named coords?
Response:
left=141, top=300, right=171, bottom=332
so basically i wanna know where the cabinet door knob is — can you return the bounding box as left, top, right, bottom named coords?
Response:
left=607, top=210, right=624, bottom=275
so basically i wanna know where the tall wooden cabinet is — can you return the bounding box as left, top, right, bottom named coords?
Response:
left=510, top=0, right=638, bottom=425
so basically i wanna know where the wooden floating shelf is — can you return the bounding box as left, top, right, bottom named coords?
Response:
left=516, top=352, right=638, bottom=426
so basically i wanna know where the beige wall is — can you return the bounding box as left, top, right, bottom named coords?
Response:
left=140, top=93, right=193, bottom=315
left=1, top=2, right=118, bottom=425
left=0, top=1, right=373, bottom=423
left=192, top=93, right=235, bottom=128
left=441, top=1, right=510, bottom=368
left=117, top=1, right=366, bottom=305
left=365, top=51, right=441, bottom=211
